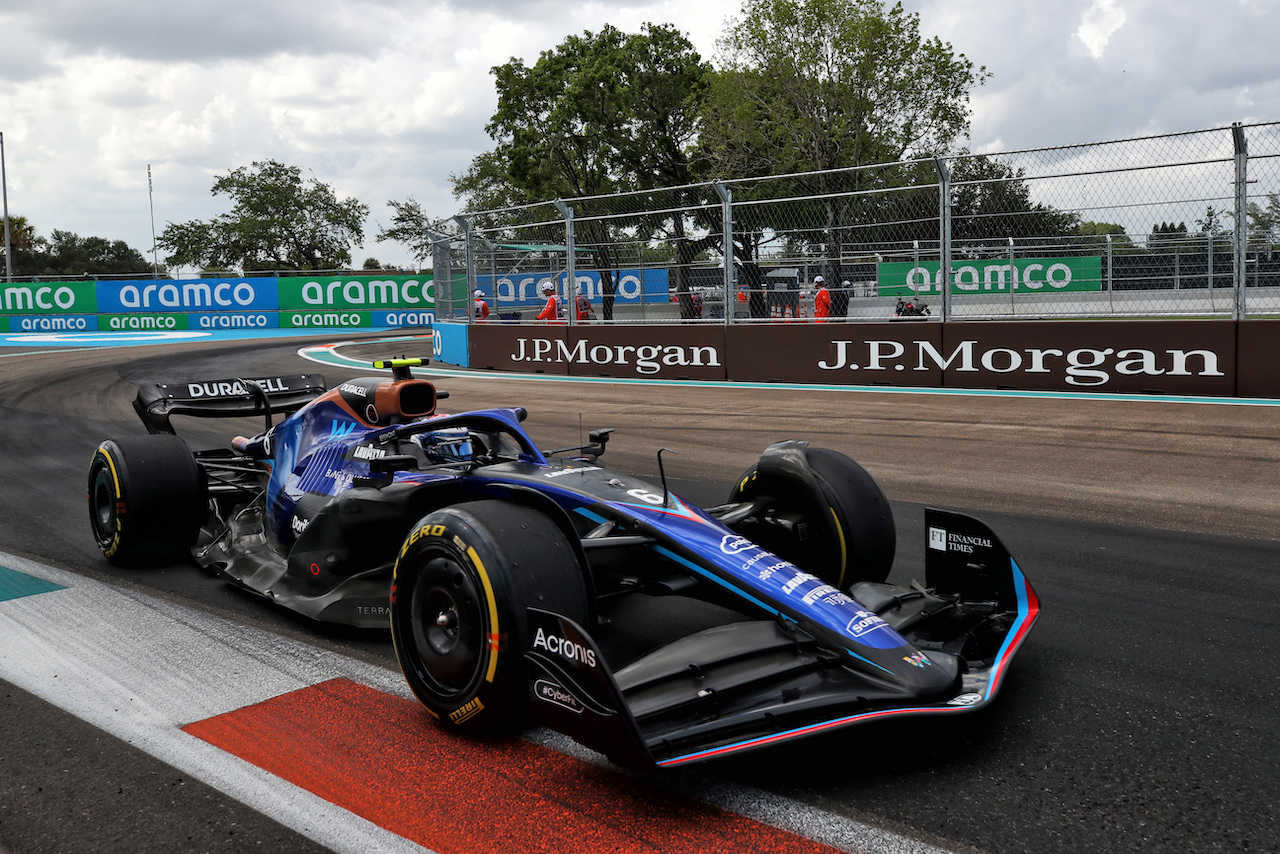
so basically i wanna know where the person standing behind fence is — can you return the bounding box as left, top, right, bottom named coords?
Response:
left=812, top=275, right=831, bottom=321
left=536, top=282, right=562, bottom=322
left=575, top=286, right=591, bottom=321
left=473, top=289, right=490, bottom=321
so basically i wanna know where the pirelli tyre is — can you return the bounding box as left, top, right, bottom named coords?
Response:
left=391, top=500, right=589, bottom=734
left=729, top=444, right=895, bottom=588
left=87, top=434, right=205, bottom=565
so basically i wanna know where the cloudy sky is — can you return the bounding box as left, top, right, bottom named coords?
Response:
left=2, top=0, right=1278, bottom=273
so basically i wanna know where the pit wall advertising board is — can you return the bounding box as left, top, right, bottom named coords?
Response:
left=0, top=274, right=434, bottom=331
left=469, top=319, right=1280, bottom=398
left=432, top=322, right=470, bottom=368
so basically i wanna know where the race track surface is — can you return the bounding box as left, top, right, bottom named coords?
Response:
left=0, top=334, right=1276, bottom=854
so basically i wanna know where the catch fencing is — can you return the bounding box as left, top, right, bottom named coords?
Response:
left=442, top=121, right=1280, bottom=323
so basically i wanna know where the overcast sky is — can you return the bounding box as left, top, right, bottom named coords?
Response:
left=2, top=0, right=1278, bottom=274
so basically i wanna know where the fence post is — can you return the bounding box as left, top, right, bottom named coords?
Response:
left=1233, top=122, right=1248, bottom=319
left=1106, top=233, right=1115, bottom=315
left=934, top=156, right=953, bottom=321
left=714, top=182, right=733, bottom=324
left=554, top=200, right=576, bottom=327
left=424, top=226, right=453, bottom=321
left=453, top=216, right=475, bottom=324
left=1008, top=237, right=1016, bottom=316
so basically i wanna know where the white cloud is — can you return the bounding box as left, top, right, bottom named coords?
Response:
left=1077, top=0, right=1128, bottom=59
left=2, top=0, right=1279, bottom=271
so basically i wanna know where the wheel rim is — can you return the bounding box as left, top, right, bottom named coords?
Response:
left=408, top=555, right=486, bottom=696
left=90, top=464, right=119, bottom=544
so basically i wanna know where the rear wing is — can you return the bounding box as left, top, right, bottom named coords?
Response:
left=133, top=374, right=328, bottom=434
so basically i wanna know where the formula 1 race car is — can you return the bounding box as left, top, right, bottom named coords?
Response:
left=87, top=358, right=1039, bottom=769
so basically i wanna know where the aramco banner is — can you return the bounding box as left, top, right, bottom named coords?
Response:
left=0, top=274, right=436, bottom=331
left=878, top=257, right=1103, bottom=296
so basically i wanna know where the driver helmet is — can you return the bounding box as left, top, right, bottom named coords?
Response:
left=415, top=427, right=473, bottom=464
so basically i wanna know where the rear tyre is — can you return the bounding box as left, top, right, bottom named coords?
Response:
left=729, top=444, right=895, bottom=587
left=87, top=434, right=205, bottom=565
left=391, top=500, right=589, bottom=734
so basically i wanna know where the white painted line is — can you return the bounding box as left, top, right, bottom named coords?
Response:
left=0, top=550, right=952, bottom=854
left=0, top=552, right=430, bottom=854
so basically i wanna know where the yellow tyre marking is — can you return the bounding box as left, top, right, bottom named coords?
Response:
left=467, top=546, right=501, bottom=683
left=100, top=447, right=122, bottom=498
left=829, top=507, right=848, bottom=589
left=98, top=448, right=125, bottom=557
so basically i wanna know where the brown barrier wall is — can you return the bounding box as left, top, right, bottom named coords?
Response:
left=470, top=324, right=569, bottom=375
left=724, top=323, right=944, bottom=386
left=1236, top=320, right=1280, bottom=398
left=469, top=319, right=1267, bottom=397
left=938, top=320, right=1237, bottom=396
left=471, top=324, right=728, bottom=380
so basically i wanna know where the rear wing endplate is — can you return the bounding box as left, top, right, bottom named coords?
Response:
left=133, top=374, right=327, bottom=434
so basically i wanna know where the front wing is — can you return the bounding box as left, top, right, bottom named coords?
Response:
left=523, top=508, right=1039, bottom=770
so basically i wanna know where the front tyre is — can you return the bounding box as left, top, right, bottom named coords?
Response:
left=87, top=434, right=205, bottom=565
left=391, top=500, right=588, bottom=734
left=729, top=443, right=895, bottom=587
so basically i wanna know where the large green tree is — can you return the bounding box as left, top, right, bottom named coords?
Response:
left=699, top=0, right=986, bottom=285
left=700, top=0, right=984, bottom=177
left=159, top=160, right=368, bottom=272
left=442, top=23, right=713, bottom=317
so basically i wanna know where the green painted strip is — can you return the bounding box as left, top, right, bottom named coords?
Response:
left=0, top=565, right=66, bottom=602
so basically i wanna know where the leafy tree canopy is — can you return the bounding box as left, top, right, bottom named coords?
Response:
left=451, top=23, right=711, bottom=215
left=698, top=0, right=987, bottom=185
left=158, top=160, right=368, bottom=272
left=375, top=197, right=453, bottom=264
left=3, top=218, right=151, bottom=276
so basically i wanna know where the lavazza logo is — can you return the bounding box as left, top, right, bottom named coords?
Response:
left=818, top=339, right=1225, bottom=387
left=511, top=338, right=721, bottom=376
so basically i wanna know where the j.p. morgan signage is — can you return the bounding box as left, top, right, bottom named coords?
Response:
left=468, top=320, right=1240, bottom=394
left=470, top=325, right=728, bottom=380
left=817, top=322, right=1232, bottom=393
left=726, top=321, right=1235, bottom=395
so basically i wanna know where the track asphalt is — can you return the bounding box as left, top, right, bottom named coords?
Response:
left=1, top=327, right=1275, bottom=854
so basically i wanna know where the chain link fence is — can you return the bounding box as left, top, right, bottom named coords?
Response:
left=449, top=121, right=1280, bottom=323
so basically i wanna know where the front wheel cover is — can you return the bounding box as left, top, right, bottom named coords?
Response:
left=391, top=501, right=588, bottom=734
left=729, top=444, right=895, bottom=587
left=397, top=531, right=501, bottom=728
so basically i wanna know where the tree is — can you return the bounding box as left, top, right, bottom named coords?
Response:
left=2, top=214, right=44, bottom=274
left=3, top=219, right=151, bottom=276
left=699, top=0, right=985, bottom=178
left=1147, top=221, right=1188, bottom=252
left=158, top=160, right=368, bottom=272
left=1246, top=193, right=1280, bottom=252
left=447, top=23, right=714, bottom=318
left=697, top=0, right=988, bottom=291
left=1194, top=206, right=1232, bottom=258
left=1076, top=221, right=1137, bottom=253
left=375, top=197, right=454, bottom=264
left=948, top=154, right=1080, bottom=247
